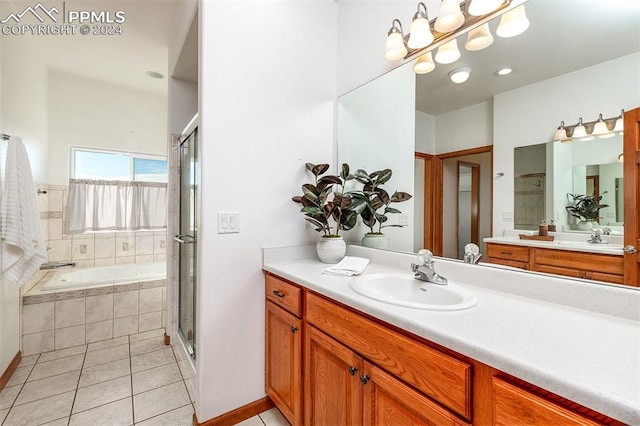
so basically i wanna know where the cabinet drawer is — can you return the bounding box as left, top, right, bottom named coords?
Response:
left=486, top=257, right=529, bottom=270
left=306, top=292, right=472, bottom=419
left=265, top=274, right=302, bottom=317
left=486, top=243, right=530, bottom=263
left=533, top=264, right=625, bottom=284
left=533, top=248, right=623, bottom=276
left=493, top=378, right=600, bottom=425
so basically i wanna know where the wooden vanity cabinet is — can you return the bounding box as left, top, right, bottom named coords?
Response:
left=486, top=243, right=531, bottom=270
left=265, top=275, right=303, bottom=425
left=485, top=243, right=624, bottom=284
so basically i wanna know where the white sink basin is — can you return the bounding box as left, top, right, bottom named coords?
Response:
left=556, top=241, right=623, bottom=252
left=350, top=273, right=478, bottom=311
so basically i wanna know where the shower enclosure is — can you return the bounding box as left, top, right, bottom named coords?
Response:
left=175, top=116, right=198, bottom=359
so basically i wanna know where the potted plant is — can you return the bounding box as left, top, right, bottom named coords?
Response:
left=348, top=168, right=412, bottom=249
left=292, top=163, right=357, bottom=263
left=565, top=193, right=609, bottom=231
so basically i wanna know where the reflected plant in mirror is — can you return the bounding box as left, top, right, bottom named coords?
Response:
left=565, top=193, right=609, bottom=230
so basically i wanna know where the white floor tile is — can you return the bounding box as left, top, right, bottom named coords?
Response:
left=131, top=347, right=175, bottom=373
left=136, top=403, right=193, bottom=426
left=18, top=354, right=39, bottom=367
left=83, top=343, right=129, bottom=367
left=69, top=397, right=133, bottom=426
left=133, top=381, right=190, bottom=423
left=38, top=344, right=86, bottom=363
left=0, top=385, right=21, bottom=410
left=87, top=336, right=128, bottom=352
left=14, top=370, right=80, bottom=406
left=28, top=354, right=84, bottom=382
left=6, top=365, right=34, bottom=387
left=78, top=357, right=130, bottom=388
left=72, top=375, right=131, bottom=414
left=2, top=390, right=74, bottom=426
left=260, top=407, right=289, bottom=426
left=235, top=414, right=265, bottom=426
left=0, top=408, right=8, bottom=423
left=132, top=362, right=182, bottom=395
left=129, top=328, right=164, bottom=343
left=39, top=416, right=70, bottom=425
left=130, top=336, right=167, bottom=356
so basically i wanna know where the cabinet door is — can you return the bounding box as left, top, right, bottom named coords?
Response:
left=266, top=301, right=302, bottom=425
left=305, top=326, right=362, bottom=426
left=362, top=361, right=469, bottom=426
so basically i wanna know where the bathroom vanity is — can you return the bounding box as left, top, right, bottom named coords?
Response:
left=263, top=245, right=639, bottom=425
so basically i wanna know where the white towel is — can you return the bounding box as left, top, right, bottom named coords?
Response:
left=323, top=256, right=370, bottom=276
left=1, top=137, right=46, bottom=286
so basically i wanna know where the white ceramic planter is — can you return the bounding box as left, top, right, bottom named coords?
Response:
left=316, top=236, right=346, bottom=264
left=361, top=233, right=389, bottom=249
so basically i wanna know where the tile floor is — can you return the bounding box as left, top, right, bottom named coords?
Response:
left=0, top=329, right=195, bottom=425
left=0, top=328, right=288, bottom=426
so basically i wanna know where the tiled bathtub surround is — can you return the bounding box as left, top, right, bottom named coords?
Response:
left=22, top=276, right=167, bottom=356
left=36, top=184, right=167, bottom=267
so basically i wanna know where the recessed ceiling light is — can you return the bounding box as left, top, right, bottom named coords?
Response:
left=496, top=67, right=513, bottom=76
left=146, top=71, right=164, bottom=79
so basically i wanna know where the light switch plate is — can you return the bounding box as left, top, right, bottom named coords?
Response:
left=218, top=211, right=240, bottom=233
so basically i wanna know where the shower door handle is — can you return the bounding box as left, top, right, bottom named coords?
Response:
left=174, top=234, right=196, bottom=244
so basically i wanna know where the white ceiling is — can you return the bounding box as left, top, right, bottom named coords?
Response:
left=416, top=0, right=640, bottom=115
left=3, top=0, right=181, bottom=94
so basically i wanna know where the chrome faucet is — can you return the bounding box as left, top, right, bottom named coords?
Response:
left=587, top=229, right=609, bottom=244
left=411, top=249, right=448, bottom=285
left=463, top=243, right=483, bottom=264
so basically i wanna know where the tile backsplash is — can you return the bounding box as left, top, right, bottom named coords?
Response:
left=37, top=184, right=167, bottom=267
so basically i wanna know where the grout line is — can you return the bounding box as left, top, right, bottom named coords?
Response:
left=129, top=334, right=135, bottom=425
left=67, top=343, right=88, bottom=426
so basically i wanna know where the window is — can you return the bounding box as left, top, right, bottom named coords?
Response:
left=71, top=148, right=167, bottom=182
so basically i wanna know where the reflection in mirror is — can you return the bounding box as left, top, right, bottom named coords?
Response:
left=513, top=135, right=623, bottom=233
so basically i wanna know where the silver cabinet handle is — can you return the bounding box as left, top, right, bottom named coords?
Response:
left=174, top=234, right=196, bottom=244
left=624, top=245, right=638, bottom=254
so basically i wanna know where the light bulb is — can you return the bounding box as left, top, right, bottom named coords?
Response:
left=435, top=0, right=465, bottom=33
left=464, top=23, right=494, bottom=51
left=435, top=39, right=460, bottom=64
left=413, top=52, right=436, bottom=74
left=496, top=5, right=529, bottom=38
left=468, top=0, right=504, bottom=16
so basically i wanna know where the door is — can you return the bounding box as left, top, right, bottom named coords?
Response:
left=266, top=302, right=302, bottom=425
left=305, top=326, right=362, bottom=426
left=623, top=107, right=640, bottom=286
left=176, top=119, right=198, bottom=357
left=457, top=162, right=480, bottom=259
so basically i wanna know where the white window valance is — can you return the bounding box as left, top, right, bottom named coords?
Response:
left=65, top=179, right=167, bottom=233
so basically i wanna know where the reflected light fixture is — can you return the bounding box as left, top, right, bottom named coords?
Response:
left=435, top=0, right=465, bottom=33
left=413, top=51, right=436, bottom=74
left=592, top=113, right=612, bottom=137
left=384, top=19, right=407, bottom=60
left=435, top=39, right=461, bottom=64
left=613, top=109, right=624, bottom=133
left=468, top=0, right=504, bottom=16
left=449, top=67, right=471, bottom=83
left=553, top=121, right=569, bottom=142
left=408, top=2, right=434, bottom=49
left=496, top=5, right=529, bottom=38
left=464, top=23, right=494, bottom=51
left=572, top=117, right=587, bottom=138
left=496, top=67, right=513, bottom=76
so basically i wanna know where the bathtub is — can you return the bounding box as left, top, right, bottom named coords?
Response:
left=42, top=262, right=166, bottom=290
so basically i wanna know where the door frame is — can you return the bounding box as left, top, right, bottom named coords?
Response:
left=457, top=161, right=481, bottom=258
left=623, top=107, right=640, bottom=286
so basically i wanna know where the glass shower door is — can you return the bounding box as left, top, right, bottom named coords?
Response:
left=176, top=123, right=198, bottom=359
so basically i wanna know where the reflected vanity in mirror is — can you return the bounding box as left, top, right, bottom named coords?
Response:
left=337, top=0, right=639, bottom=286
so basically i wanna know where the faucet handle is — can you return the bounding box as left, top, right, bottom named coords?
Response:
left=417, top=249, right=434, bottom=266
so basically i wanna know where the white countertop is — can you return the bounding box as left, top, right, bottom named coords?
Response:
left=484, top=236, right=624, bottom=255
left=262, top=245, right=640, bottom=424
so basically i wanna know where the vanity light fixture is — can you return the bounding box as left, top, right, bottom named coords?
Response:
left=496, top=4, right=529, bottom=38
left=408, top=2, right=434, bottom=49
left=468, top=0, right=504, bottom=16
left=413, top=51, right=436, bottom=74
left=449, top=67, right=471, bottom=83
left=435, top=39, right=461, bottom=64
left=592, top=113, right=611, bottom=137
left=613, top=109, right=624, bottom=134
left=464, top=23, right=494, bottom=51
left=572, top=118, right=588, bottom=139
left=435, top=0, right=465, bottom=33
left=553, top=121, right=569, bottom=143
left=384, top=19, right=408, bottom=60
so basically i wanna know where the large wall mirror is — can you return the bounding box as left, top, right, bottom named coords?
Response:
left=337, top=0, right=640, bottom=286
